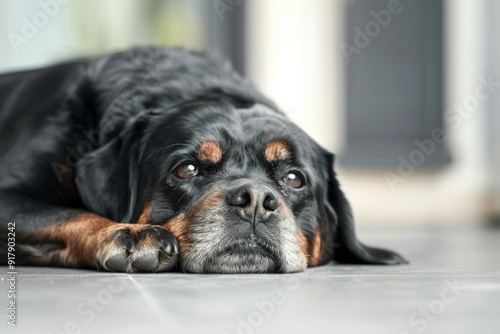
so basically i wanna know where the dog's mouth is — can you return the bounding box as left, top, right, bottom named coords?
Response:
left=201, top=234, right=280, bottom=273
left=220, top=234, right=277, bottom=258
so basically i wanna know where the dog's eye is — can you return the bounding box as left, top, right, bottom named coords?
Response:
left=284, top=172, right=303, bottom=188
left=175, top=163, right=198, bottom=179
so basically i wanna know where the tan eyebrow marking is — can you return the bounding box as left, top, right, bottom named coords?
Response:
left=197, top=141, right=223, bottom=163
left=264, top=139, right=292, bottom=162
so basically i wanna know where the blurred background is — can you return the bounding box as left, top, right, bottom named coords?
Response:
left=0, top=0, right=498, bottom=229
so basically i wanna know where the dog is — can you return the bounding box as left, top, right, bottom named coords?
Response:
left=0, top=47, right=406, bottom=273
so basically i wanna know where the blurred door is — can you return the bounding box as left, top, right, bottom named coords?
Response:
left=339, top=0, right=449, bottom=167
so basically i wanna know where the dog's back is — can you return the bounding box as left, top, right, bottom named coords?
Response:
left=0, top=62, right=86, bottom=203
left=0, top=48, right=272, bottom=206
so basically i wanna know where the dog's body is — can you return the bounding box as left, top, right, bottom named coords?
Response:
left=0, top=47, right=406, bottom=273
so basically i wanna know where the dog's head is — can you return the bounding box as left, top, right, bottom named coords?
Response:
left=77, top=100, right=406, bottom=273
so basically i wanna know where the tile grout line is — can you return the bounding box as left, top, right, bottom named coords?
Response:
left=126, top=274, right=184, bottom=332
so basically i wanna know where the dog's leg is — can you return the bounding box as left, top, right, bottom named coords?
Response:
left=0, top=190, right=178, bottom=272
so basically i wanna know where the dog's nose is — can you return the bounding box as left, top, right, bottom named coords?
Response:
left=226, top=184, right=278, bottom=222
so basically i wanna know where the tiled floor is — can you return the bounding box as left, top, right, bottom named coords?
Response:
left=2, top=227, right=500, bottom=334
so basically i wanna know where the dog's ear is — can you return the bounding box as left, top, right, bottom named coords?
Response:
left=76, top=115, right=148, bottom=222
left=321, top=152, right=408, bottom=264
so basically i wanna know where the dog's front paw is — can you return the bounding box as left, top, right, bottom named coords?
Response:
left=96, top=225, right=179, bottom=273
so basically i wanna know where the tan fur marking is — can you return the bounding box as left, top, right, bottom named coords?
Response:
left=133, top=231, right=158, bottom=250
left=198, top=141, right=223, bottom=163
left=297, top=226, right=324, bottom=267
left=297, top=230, right=309, bottom=258
left=33, top=214, right=117, bottom=267
left=188, top=189, right=225, bottom=215
left=164, top=214, right=190, bottom=250
left=136, top=202, right=152, bottom=224
left=308, top=228, right=323, bottom=267
left=163, top=189, right=225, bottom=253
left=264, top=140, right=292, bottom=162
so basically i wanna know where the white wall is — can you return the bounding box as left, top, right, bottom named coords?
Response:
left=246, top=0, right=345, bottom=154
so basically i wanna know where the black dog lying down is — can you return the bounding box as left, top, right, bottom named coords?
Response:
left=0, top=47, right=406, bottom=273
